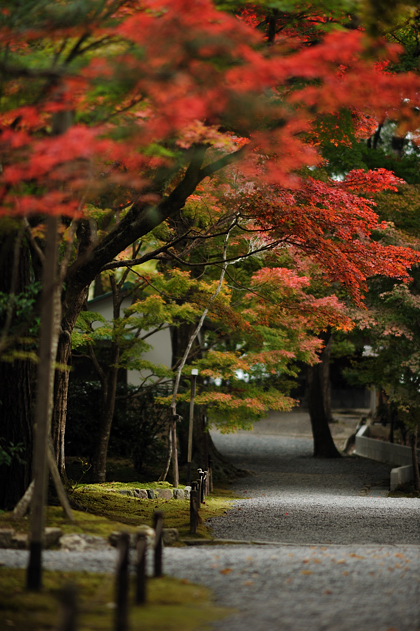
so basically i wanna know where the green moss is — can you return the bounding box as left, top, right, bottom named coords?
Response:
left=0, top=569, right=232, bottom=631
left=0, top=484, right=237, bottom=541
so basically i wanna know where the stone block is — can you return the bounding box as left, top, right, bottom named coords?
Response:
left=136, top=525, right=155, bottom=548
left=147, top=489, right=155, bottom=499
left=156, top=488, right=173, bottom=500
left=61, top=534, right=108, bottom=551
left=390, top=465, right=414, bottom=490
left=134, top=489, right=148, bottom=499
left=60, top=534, right=89, bottom=551
left=183, top=486, right=191, bottom=500
left=109, top=526, right=155, bottom=549
left=162, top=528, right=179, bottom=545
left=119, top=489, right=134, bottom=497
left=173, top=489, right=185, bottom=500
left=45, top=527, right=63, bottom=548
left=0, top=529, right=15, bottom=549
left=11, top=533, right=28, bottom=549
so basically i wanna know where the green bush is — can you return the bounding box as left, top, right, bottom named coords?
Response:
left=66, top=380, right=170, bottom=475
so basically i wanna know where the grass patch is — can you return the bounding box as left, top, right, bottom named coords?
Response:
left=0, top=568, right=232, bottom=631
left=0, top=484, right=237, bottom=542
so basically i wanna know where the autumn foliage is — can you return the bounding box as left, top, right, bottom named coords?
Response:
left=2, top=0, right=420, bottom=473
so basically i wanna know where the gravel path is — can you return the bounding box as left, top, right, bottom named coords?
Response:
left=207, top=431, right=420, bottom=545
left=1, top=413, right=419, bottom=630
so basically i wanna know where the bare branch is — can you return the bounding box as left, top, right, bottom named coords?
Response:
left=100, top=229, right=195, bottom=271
left=23, top=218, right=45, bottom=265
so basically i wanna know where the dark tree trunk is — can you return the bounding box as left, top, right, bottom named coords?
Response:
left=409, top=427, right=420, bottom=492
left=307, top=329, right=341, bottom=458
left=191, top=412, right=246, bottom=483
left=49, top=144, right=232, bottom=481
left=0, top=358, right=35, bottom=509
left=170, top=323, right=246, bottom=482
left=0, top=233, right=35, bottom=509
left=51, top=285, right=88, bottom=479
left=90, top=345, right=120, bottom=483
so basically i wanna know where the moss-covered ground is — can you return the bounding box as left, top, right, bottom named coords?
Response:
left=0, top=482, right=237, bottom=629
left=0, top=482, right=236, bottom=541
left=0, top=568, right=232, bottom=631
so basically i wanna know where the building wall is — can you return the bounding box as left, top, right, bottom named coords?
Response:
left=88, top=293, right=172, bottom=386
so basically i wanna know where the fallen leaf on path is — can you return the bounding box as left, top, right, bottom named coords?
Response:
left=301, top=570, right=312, bottom=575
left=243, top=581, right=253, bottom=586
left=220, top=568, right=233, bottom=575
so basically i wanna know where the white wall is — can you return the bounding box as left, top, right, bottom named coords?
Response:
left=88, top=293, right=172, bottom=386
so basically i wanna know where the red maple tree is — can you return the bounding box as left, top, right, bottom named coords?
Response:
left=1, top=0, right=420, bottom=520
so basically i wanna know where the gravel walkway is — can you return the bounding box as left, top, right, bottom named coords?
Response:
left=1, top=413, right=419, bottom=631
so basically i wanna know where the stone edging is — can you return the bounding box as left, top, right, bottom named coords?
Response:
left=0, top=526, right=179, bottom=550
left=116, top=486, right=191, bottom=500
left=354, top=425, right=420, bottom=490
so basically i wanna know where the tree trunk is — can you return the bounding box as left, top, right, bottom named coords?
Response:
left=90, top=347, right=120, bottom=483
left=409, top=427, right=420, bottom=492
left=51, top=285, right=88, bottom=478
left=49, top=144, right=228, bottom=482
left=0, top=232, right=35, bottom=509
left=191, top=411, right=246, bottom=483
left=307, top=329, right=341, bottom=458
left=0, top=358, right=35, bottom=509
left=89, top=274, right=122, bottom=483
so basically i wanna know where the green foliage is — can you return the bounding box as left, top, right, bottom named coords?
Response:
left=0, top=281, right=41, bottom=337
left=0, top=439, right=25, bottom=467
left=66, top=380, right=170, bottom=477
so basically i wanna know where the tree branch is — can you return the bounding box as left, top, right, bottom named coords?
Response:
left=100, top=229, right=194, bottom=271
left=199, top=147, right=246, bottom=179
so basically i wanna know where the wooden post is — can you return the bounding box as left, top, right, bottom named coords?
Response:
left=203, top=470, right=208, bottom=498
left=153, top=511, right=164, bottom=578
left=208, top=457, right=213, bottom=493
left=115, top=532, right=130, bottom=631
left=27, top=215, right=59, bottom=592
left=135, top=533, right=147, bottom=605
left=57, top=582, right=78, bottom=631
left=189, top=481, right=199, bottom=535
left=171, top=415, right=179, bottom=489
left=197, top=469, right=205, bottom=504
left=187, top=370, right=198, bottom=486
